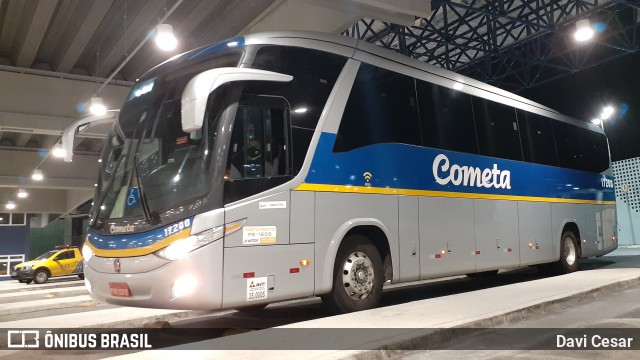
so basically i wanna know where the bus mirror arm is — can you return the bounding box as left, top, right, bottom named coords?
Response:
left=62, top=111, right=119, bottom=162
left=181, top=67, right=293, bottom=133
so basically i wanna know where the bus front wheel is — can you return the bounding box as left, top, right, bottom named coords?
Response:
left=321, top=235, right=384, bottom=314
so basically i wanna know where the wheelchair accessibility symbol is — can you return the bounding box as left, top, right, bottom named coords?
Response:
left=126, top=188, right=139, bottom=208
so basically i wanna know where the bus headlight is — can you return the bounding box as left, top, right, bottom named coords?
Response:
left=82, top=244, right=94, bottom=262
left=156, top=227, right=223, bottom=261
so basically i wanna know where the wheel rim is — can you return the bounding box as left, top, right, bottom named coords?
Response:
left=341, top=251, right=375, bottom=301
left=563, top=236, right=576, bottom=266
left=36, top=271, right=47, bottom=283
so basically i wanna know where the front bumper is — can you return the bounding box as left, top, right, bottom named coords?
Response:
left=10, top=268, right=35, bottom=281
left=85, top=239, right=223, bottom=310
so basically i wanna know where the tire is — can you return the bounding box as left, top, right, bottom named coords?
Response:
left=466, top=270, right=499, bottom=278
left=34, top=269, right=49, bottom=284
left=25, top=279, right=32, bottom=284
left=543, top=231, right=579, bottom=275
left=235, top=304, right=268, bottom=313
left=321, top=235, right=384, bottom=314
left=78, top=274, right=85, bottom=280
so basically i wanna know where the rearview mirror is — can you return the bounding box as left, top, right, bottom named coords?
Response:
left=181, top=67, right=293, bottom=132
left=62, top=111, right=119, bottom=162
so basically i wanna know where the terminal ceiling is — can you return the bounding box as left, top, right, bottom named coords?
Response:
left=0, top=0, right=637, bottom=217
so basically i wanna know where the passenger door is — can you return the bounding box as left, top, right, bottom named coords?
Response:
left=223, top=94, right=292, bottom=247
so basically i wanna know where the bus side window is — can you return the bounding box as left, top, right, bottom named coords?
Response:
left=472, top=97, right=523, bottom=161
left=334, top=63, right=421, bottom=152
left=416, top=80, right=477, bottom=154
left=517, top=110, right=558, bottom=166
left=226, top=95, right=290, bottom=181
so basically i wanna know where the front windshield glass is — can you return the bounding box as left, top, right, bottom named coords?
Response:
left=35, top=251, right=57, bottom=261
left=93, top=52, right=241, bottom=221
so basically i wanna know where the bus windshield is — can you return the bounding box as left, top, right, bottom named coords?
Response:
left=93, top=53, right=241, bottom=221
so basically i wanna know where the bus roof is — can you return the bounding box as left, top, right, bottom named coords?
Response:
left=146, top=31, right=604, bottom=135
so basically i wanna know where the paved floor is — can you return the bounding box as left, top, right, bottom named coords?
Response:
left=103, top=246, right=640, bottom=360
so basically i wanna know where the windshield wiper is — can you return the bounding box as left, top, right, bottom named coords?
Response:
left=91, top=155, right=126, bottom=228
left=133, top=153, right=160, bottom=225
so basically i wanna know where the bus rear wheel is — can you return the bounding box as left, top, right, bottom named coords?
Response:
left=540, top=230, right=579, bottom=275
left=321, top=235, right=383, bottom=314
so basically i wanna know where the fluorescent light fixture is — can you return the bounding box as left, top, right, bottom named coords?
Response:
left=156, top=24, right=177, bottom=51
left=6, top=201, right=16, bottom=210
left=31, top=170, right=44, bottom=181
left=89, top=97, right=107, bottom=115
left=52, top=146, right=66, bottom=158
left=601, top=105, right=615, bottom=120
left=574, top=19, right=594, bottom=42
left=293, top=108, right=308, bottom=113
left=17, top=189, right=28, bottom=198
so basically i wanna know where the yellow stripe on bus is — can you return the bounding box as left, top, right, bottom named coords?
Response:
left=294, top=183, right=616, bottom=206
left=86, top=228, right=191, bottom=258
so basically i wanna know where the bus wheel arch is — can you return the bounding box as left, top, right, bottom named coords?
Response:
left=343, top=225, right=392, bottom=282
left=321, top=232, right=385, bottom=313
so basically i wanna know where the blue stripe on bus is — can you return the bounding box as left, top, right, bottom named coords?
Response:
left=87, top=217, right=194, bottom=251
left=304, top=133, right=615, bottom=203
left=186, top=37, right=245, bottom=61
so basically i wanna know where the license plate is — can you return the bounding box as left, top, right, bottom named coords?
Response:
left=109, top=282, right=131, bottom=297
left=11, top=272, right=16, bottom=277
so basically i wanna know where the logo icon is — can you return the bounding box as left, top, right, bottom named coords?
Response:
left=363, top=172, right=373, bottom=187
left=7, top=330, right=39, bottom=348
left=113, top=259, right=121, bottom=273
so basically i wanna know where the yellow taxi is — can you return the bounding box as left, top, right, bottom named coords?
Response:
left=11, top=246, right=84, bottom=284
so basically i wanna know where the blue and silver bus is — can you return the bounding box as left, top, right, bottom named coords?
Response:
left=76, top=32, right=617, bottom=313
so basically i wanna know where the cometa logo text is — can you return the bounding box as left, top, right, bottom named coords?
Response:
left=110, top=224, right=135, bottom=234
left=433, top=154, right=511, bottom=189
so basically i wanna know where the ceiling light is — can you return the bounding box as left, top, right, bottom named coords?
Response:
left=601, top=105, right=615, bottom=120
left=89, top=97, right=107, bottom=115
left=6, top=201, right=16, bottom=210
left=293, top=108, right=308, bottom=113
left=32, top=170, right=44, bottom=181
left=52, top=146, right=66, bottom=158
left=574, top=19, right=594, bottom=42
left=17, top=189, right=28, bottom=198
left=156, top=24, right=177, bottom=51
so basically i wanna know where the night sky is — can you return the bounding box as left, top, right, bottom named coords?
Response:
left=520, top=52, right=640, bottom=162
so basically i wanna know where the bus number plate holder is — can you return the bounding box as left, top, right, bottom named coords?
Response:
left=109, top=282, right=131, bottom=297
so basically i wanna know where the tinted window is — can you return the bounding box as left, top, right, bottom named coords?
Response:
left=517, top=110, right=558, bottom=166
left=250, top=46, right=346, bottom=174
left=473, top=98, right=522, bottom=161
left=226, top=95, right=289, bottom=180
left=582, top=131, right=610, bottom=172
left=416, top=81, right=478, bottom=154
left=554, top=122, right=609, bottom=172
left=250, top=46, right=346, bottom=130
left=335, top=64, right=421, bottom=152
